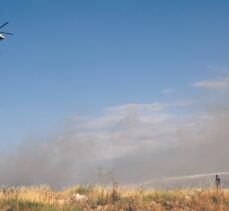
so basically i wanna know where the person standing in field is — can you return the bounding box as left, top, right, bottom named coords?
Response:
left=215, top=175, right=221, bottom=189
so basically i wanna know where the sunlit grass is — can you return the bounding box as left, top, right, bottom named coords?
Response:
left=0, top=185, right=228, bottom=210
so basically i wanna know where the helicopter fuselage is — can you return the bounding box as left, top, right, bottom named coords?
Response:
left=0, top=34, right=5, bottom=40
left=0, top=21, right=13, bottom=40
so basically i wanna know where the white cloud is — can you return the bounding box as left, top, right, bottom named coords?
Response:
left=193, top=77, right=229, bottom=89
left=106, top=103, right=165, bottom=113
left=107, top=101, right=191, bottom=114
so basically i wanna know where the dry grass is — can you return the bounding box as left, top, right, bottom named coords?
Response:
left=0, top=185, right=228, bottom=210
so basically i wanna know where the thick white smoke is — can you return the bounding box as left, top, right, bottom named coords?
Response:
left=0, top=77, right=228, bottom=188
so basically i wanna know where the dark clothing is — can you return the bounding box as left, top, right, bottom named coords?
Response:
left=215, top=175, right=221, bottom=188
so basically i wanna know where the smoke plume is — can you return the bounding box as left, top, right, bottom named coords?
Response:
left=0, top=83, right=229, bottom=188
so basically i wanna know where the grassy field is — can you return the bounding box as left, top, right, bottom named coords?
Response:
left=0, top=184, right=228, bottom=210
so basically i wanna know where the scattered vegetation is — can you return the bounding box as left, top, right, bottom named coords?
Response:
left=0, top=184, right=228, bottom=210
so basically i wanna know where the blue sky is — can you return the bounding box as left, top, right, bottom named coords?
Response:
left=1, top=0, right=229, bottom=148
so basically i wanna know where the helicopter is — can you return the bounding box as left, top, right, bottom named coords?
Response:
left=0, top=21, right=13, bottom=40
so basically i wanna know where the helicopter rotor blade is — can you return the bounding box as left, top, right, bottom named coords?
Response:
left=0, top=21, right=9, bottom=29
left=0, top=32, right=13, bottom=35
